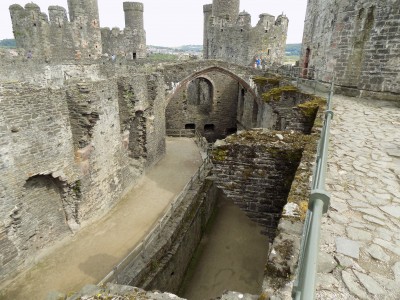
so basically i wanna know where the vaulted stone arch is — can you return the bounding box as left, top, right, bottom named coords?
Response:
left=165, top=64, right=260, bottom=141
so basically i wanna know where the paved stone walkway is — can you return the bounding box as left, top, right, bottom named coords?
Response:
left=315, top=94, right=400, bottom=299
left=1, top=137, right=202, bottom=300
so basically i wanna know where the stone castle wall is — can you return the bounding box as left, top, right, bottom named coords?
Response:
left=166, top=71, right=241, bottom=141
left=300, top=0, right=400, bottom=98
left=9, top=1, right=146, bottom=62
left=203, top=0, right=288, bottom=66
left=0, top=72, right=167, bottom=283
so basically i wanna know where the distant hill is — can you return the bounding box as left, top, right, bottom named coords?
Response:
left=1, top=40, right=301, bottom=57
left=0, top=39, right=16, bottom=48
left=285, top=43, right=301, bottom=56
left=148, top=45, right=202, bottom=53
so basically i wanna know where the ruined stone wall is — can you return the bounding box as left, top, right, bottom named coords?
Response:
left=166, top=71, right=240, bottom=141
left=101, top=2, right=146, bottom=60
left=0, top=50, right=104, bottom=86
left=0, top=83, right=79, bottom=282
left=210, top=131, right=305, bottom=238
left=9, top=1, right=146, bottom=62
left=203, top=0, right=288, bottom=66
left=300, top=0, right=400, bottom=98
left=9, top=1, right=102, bottom=61
left=239, top=77, right=321, bottom=134
left=0, top=74, right=167, bottom=283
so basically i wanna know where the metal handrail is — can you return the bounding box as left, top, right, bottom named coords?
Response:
left=292, top=81, right=334, bottom=300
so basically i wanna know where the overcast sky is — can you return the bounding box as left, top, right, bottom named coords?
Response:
left=0, top=0, right=307, bottom=47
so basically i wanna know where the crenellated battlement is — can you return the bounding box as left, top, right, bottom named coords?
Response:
left=203, top=0, right=288, bottom=66
left=9, top=0, right=146, bottom=62
left=123, top=2, right=144, bottom=12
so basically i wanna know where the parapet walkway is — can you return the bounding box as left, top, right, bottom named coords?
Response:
left=2, top=137, right=202, bottom=300
left=315, top=94, right=400, bottom=299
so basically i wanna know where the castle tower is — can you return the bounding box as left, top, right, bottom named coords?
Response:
left=9, top=3, right=50, bottom=55
left=67, top=0, right=102, bottom=59
left=203, top=4, right=213, bottom=58
left=237, top=11, right=251, bottom=27
left=212, top=0, right=240, bottom=22
left=9, top=4, right=26, bottom=47
left=123, top=2, right=144, bottom=31
left=122, top=2, right=146, bottom=59
left=67, top=0, right=99, bottom=23
left=48, top=6, right=68, bottom=26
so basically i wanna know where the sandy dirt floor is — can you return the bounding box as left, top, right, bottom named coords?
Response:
left=1, top=137, right=202, bottom=300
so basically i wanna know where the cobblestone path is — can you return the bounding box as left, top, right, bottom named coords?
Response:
left=315, top=95, right=400, bottom=299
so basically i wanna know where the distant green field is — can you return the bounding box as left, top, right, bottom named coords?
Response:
left=0, top=39, right=16, bottom=48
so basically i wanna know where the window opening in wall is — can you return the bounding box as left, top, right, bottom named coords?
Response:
left=185, top=123, right=196, bottom=130
left=133, top=52, right=137, bottom=59
left=204, top=124, right=215, bottom=133
left=241, top=29, right=243, bottom=32
left=267, top=49, right=271, bottom=55
left=265, top=30, right=268, bottom=33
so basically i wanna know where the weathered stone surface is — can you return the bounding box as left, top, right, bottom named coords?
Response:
left=393, top=262, right=400, bottom=282
left=346, top=227, right=372, bottom=241
left=220, top=291, right=259, bottom=300
left=353, top=271, right=385, bottom=295
left=204, top=3, right=288, bottom=66
left=316, top=273, right=339, bottom=290
left=318, top=252, right=337, bottom=273
left=366, top=244, right=390, bottom=262
left=380, top=205, right=400, bottom=219
left=66, top=284, right=185, bottom=300
left=336, top=237, right=360, bottom=259
left=374, top=238, right=400, bottom=256
left=342, top=270, right=369, bottom=300
left=335, top=254, right=354, bottom=268
left=300, top=0, right=400, bottom=98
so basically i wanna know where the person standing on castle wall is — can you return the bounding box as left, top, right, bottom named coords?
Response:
left=111, top=54, right=116, bottom=62
left=256, top=58, right=261, bottom=69
left=261, top=58, right=266, bottom=70
left=27, top=50, right=32, bottom=59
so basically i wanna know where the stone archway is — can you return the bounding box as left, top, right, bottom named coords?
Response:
left=165, top=66, right=258, bottom=141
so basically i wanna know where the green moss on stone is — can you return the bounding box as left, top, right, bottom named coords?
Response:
left=262, top=86, right=299, bottom=102
left=252, top=76, right=281, bottom=86
left=212, top=148, right=228, bottom=161
left=297, top=96, right=326, bottom=118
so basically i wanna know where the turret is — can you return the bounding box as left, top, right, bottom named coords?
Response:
left=237, top=11, right=251, bottom=27
left=212, top=0, right=240, bottom=22
left=48, top=6, right=68, bottom=26
left=123, top=2, right=144, bottom=31
left=203, top=4, right=213, bottom=58
left=67, top=0, right=100, bottom=24
left=257, top=13, right=276, bottom=31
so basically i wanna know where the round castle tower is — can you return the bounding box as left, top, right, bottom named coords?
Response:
left=203, top=4, right=213, bottom=58
left=67, top=0, right=99, bottom=23
left=123, top=2, right=144, bottom=31
left=212, top=0, right=240, bottom=22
